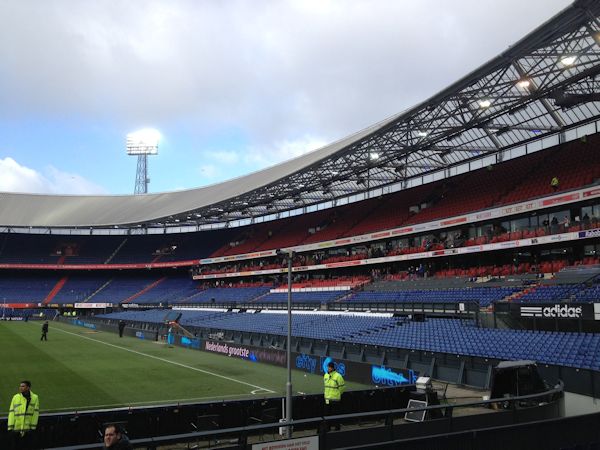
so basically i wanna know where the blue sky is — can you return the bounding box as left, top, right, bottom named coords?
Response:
left=0, top=0, right=572, bottom=195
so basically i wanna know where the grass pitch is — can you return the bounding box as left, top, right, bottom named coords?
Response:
left=0, top=321, right=369, bottom=414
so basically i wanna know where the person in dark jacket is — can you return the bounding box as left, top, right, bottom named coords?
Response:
left=40, top=321, right=48, bottom=341
left=118, top=320, right=126, bottom=338
left=103, top=424, right=132, bottom=450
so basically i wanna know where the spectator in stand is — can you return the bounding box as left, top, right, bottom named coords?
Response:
left=583, top=213, right=591, bottom=228
left=423, top=238, right=431, bottom=251
left=542, top=217, right=550, bottom=233
left=550, top=216, right=559, bottom=233
left=454, top=232, right=464, bottom=247
left=485, top=227, right=493, bottom=241
left=562, top=215, right=570, bottom=232
left=550, top=176, right=559, bottom=192
left=103, top=423, right=132, bottom=450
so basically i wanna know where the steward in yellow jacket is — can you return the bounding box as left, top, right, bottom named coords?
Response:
left=323, top=362, right=345, bottom=431
left=324, top=362, right=346, bottom=403
left=8, top=381, right=39, bottom=434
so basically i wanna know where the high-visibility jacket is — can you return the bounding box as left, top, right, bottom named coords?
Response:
left=324, top=371, right=345, bottom=403
left=8, top=392, right=39, bottom=432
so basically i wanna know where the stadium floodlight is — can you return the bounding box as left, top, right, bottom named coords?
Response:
left=126, top=128, right=160, bottom=155
left=517, top=79, right=531, bottom=90
left=478, top=99, right=492, bottom=108
left=370, top=152, right=380, bottom=160
left=417, top=131, right=428, bottom=137
left=559, top=55, right=577, bottom=66
left=127, top=128, right=160, bottom=195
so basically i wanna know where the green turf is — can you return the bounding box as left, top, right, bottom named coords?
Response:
left=0, top=321, right=369, bottom=414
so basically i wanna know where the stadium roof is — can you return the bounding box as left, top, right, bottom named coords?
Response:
left=2, top=0, right=600, bottom=230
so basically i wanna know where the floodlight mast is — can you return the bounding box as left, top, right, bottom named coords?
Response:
left=134, top=154, right=149, bottom=195
left=126, top=129, right=160, bottom=195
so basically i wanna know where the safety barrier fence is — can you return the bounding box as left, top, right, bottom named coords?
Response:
left=45, top=382, right=564, bottom=450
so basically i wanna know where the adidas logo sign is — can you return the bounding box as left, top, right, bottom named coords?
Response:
left=521, top=304, right=583, bottom=319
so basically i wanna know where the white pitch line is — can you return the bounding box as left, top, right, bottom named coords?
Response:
left=54, top=327, right=276, bottom=394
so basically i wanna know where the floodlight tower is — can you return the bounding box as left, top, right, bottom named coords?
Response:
left=126, top=129, right=160, bottom=194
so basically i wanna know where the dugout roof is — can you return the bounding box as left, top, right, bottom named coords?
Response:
left=2, top=0, right=600, bottom=229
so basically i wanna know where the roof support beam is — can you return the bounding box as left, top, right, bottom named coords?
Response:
left=512, top=60, right=566, bottom=128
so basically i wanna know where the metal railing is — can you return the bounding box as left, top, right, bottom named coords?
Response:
left=48, top=381, right=564, bottom=450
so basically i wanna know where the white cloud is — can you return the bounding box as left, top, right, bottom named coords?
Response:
left=192, top=137, right=328, bottom=186
left=0, top=157, right=107, bottom=195
left=0, top=0, right=574, bottom=192
left=244, top=136, right=329, bottom=167
left=275, top=136, right=329, bottom=159
left=0, top=0, right=571, bottom=133
left=45, top=166, right=109, bottom=195
left=0, top=158, right=47, bottom=193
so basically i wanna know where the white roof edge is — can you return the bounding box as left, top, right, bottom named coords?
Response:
left=0, top=113, right=400, bottom=228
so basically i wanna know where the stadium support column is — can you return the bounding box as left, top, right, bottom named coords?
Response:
left=286, top=250, right=294, bottom=438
